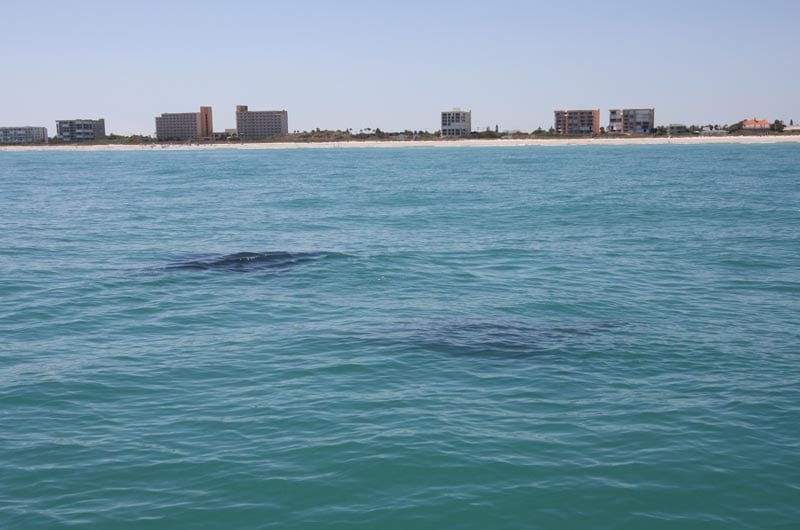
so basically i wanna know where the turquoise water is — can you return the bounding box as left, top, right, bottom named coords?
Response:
left=1, top=144, right=798, bottom=529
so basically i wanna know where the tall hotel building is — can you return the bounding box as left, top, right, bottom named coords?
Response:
left=155, top=106, right=213, bottom=141
left=554, top=109, right=600, bottom=135
left=608, top=108, right=655, bottom=134
left=235, top=105, right=288, bottom=139
left=0, top=126, right=48, bottom=144
left=441, top=108, right=472, bottom=137
left=56, top=119, right=106, bottom=141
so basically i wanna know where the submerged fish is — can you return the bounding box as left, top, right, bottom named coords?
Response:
left=164, top=251, right=323, bottom=272
left=372, top=318, right=629, bottom=358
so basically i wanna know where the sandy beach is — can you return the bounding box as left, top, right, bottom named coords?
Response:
left=2, top=135, right=799, bottom=152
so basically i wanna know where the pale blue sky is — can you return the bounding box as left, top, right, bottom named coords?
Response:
left=2, top=0, right=797, bottom=135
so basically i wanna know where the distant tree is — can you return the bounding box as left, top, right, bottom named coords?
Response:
left=791, top=119, right=794, bottom=126
left=770, top=120, right=785, bottom=132
left=728, top=121, right=744, bottom=133
left=599, top=126, right=606, bottom=134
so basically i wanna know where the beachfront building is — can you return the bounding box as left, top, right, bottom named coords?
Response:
left=608, top=108, right=655, bottom=134
left=667, top=124, right=688, bottom=135
left=553, top=109, right=600, bottom=135
left=155, top=106, right=213, bottom=141
left=700, top=126, right=728, bottom=136
left=441, top=109, right=471, bottom=137
left=235, top=105, right=289, bottom=139
left=56, top=119, right=106, bottom=141
left=741, top=118, right=770, bottom=131
left=0, top=126, right=48, bottom=144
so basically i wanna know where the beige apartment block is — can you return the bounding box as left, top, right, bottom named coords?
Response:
left=235, top=105, right=289, bottom=139
left=155, top=106, right=213, bottom=141
left=554, top=109, right=600, bottom=135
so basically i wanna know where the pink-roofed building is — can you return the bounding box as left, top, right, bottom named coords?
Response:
left=741, top=118, right=770, bottom=131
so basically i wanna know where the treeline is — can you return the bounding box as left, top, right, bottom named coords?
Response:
left=47, top=134, right=157, bottom=145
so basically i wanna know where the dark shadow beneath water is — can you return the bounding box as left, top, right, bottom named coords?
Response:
left=155, top=252, right=627, bottom=358
left=164, top=251, right=325, bottom=272
left=375, top=319, right=629, bottom=359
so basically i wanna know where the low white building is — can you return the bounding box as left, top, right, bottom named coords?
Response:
left=0, top=126, right=48, bottom=144
left=700, top=126, right=728, bottom=136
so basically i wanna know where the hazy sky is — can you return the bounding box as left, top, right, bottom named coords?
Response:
left=2, top=0, right=797, bottom=135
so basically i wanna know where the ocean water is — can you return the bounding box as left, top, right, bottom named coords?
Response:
left=1, top=144, right=798, bottom=529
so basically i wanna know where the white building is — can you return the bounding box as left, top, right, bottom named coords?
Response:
left=441, top=108, right=471, bottom=137
left=0, top=126, right=48, bottom=144
left=235, top=105, right=288, bottom=139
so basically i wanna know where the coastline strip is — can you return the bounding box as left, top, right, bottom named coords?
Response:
left=2, top=135, right=800, bottom=152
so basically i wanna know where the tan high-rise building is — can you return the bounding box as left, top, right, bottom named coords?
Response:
left=235, top=105, right=289, bottom=139
left=199, top=106, right=212, bottom=138
left=155, top=106, right=213, bottom=140
left=554, top=109, right=600, bottom=135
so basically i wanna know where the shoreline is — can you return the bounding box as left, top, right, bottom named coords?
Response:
left=2, top=135, right=800, bottom=152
